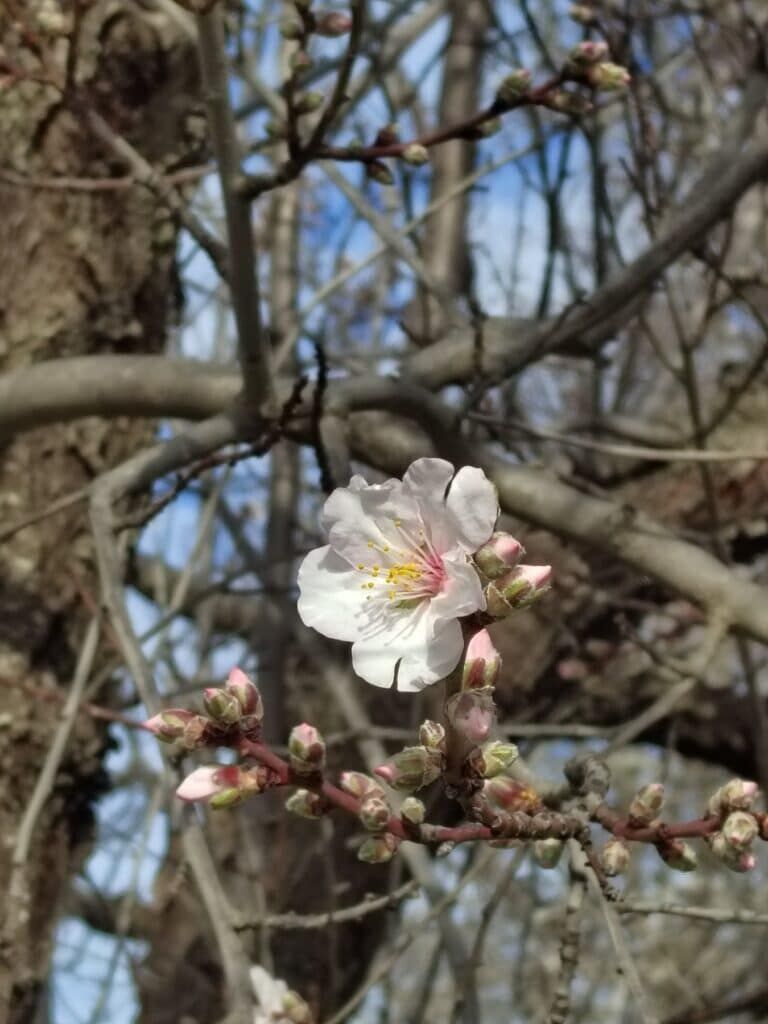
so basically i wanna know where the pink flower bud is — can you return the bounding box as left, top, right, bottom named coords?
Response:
left=315, top=11, right=353, bottom=36
left=462, top=629, right=502, bottom=689
left=177, top=764, right=270, bottom=807
left=708, top=779, right=759, bottom=816
left=485, top=564, right=552, bottom=617
left=357, top=833, right=399, bottom=864
left=569, top=40, right=609, bottom=65
left=288, top=723, right=326, bottom=776
left=203, top=687, right=242, bottom=726
left=474, top=532, right=525, bottom=579
left=177, top=766, right=222, bottom=802
left=708, top=831, right=755, bottom=872
left=225, top=667, right=263, bottom=718
left=601, top=837, right=631, bottom=876
left=722, top=811, right=758, bottom=849
left=628, top=783, right=665, bottom=826
left=374, top=746, right=443, bottom=793
left=446, top=689, right=496, bottom=744
left=144, top=708, right=197, bottom=742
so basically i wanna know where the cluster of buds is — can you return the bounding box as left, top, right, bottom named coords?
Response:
left=145, top=667, right=264, bottom=749
left=338, top=772, right=400, bottom=863
left=705, top=779, right=761, bottom=873
left=374, top=744, right=444, bottom=793
left=288, top=723, right=326, bottom=777
left=473, top=531, right=552, bottom=618
left=563, top=41, right=630, bottom=92
left=177, top=764, right=274, bottom=809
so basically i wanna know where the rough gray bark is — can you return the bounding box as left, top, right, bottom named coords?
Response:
left=0, top=3, right=196, bottom=1020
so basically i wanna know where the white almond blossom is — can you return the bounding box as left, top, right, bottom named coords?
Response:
left=297, top=458, right=498, bottom=691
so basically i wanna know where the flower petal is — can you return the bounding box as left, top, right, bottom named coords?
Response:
left=297, top=546, right=368, bottom=641
left=445, top=466, right=498, bottom=550
left=351, top=603, right=464, bottom=692
left=430, top=551, right=485, bottom=622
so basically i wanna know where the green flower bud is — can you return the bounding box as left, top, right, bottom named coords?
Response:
left=402, top=143, right=429, bottom=166
left=203, top=688, right=242, bottom=726
left=374, top=746, right=443, bottom=793
left=295, top=91, right=324, bottom=115
left=359, top=794, right=391, bottom=832
left=367, top=161, right=395, bottom=186
left=358, top=833, right=399, bottom=864
left=586, top=62, right=631, bottom=91
left=496, top=69, right=532, bottom=106
left=628, top=783, right=664, bottom=826
left=418, top=720, right=446, bottom=752
left=601, top=837, right=630, bottom=876
left=478, top=740, right=519, bottom=779
left=285, top=788, right=327, bottom=819
left=400, top=797, right=426, bottom=825
left=658, top=839, right=698, bottom=872
left=533, top=838, right=564, bottom=869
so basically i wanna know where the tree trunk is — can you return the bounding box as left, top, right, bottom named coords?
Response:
left=0, top=3, right=196, bottom=1019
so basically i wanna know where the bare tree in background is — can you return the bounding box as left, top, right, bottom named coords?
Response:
left=2, top=2, right=768, bottom=1023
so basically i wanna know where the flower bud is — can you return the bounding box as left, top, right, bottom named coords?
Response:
left=478, top=740, right=519, bottom=779
left=496, top=69, right=532, bottom=106
left=462, top=629, right=502, bottom=689
left=568, top=40, right=609, bottom=66
left=569, top=4, right=597, bottom=23
left=485, top=564, right=552, bottom=617
left=358, top=833, right=399, bottom=864
left=402, top=143, right=429, bottom=166
left=290, top=50, right=313, bottom=74
left=295, top=91, right=324, bottom=115
left=628, top=783, right=664, bottom=826
left=446, top=688, right=496, bottom=744
left=144, top=708, right=198, bottom=743
left=483, top=776, right=540, bottom=814
left=586, top=62, right=631, bottom=91
left=265, top=120, right=289, bottom=140
left=374, top=746, right=443, bottom=793
left=177, top=764, right=269, bottom=807
left=203, top=688, right=242, bottom=726
left=282, top=990, right=313, bottom=1024
left=288, top=723, right=326, bottom=776
left=658, top=838, right=698, bottom=872
left=436, top=841, right=456, bottom=857
left=419, top=720, right=446, bottom=752
left=546, top=91, right=594, bottom=115
left=601, top=837, right=630, bottom=876
left=722, top=811, right=758, bottom=849
left=225, top=667, right=263, bottom=718
left=181, top=715, right=209, bottom=750
left=374, top=123, right=400, bottom=146
left=359, top=794, right=392, bottom=832
left=366, top=161, right=394, bottom=185
left=400, top=796, right=425, bottom=825
left=340, top=771, right=383, bottom=800
left=285, top=788, right=327, bottom=819
left=708, top=831, right=755, bottom=872
left=707, top=779, right=759, bottom=816
left=315, top=11, right=353, bottom=36
left=473, top=532, right=525, bottom=579
left=533, top=838, right=564, bottom=869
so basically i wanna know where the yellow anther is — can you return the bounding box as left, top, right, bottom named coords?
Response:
left=356, top=563, right=365, bottom=570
